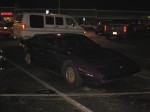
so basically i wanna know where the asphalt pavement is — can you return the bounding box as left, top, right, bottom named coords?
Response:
left=0, top=32, right=150, bottom=112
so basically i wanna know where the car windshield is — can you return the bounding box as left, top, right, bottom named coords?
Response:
left=60, top=34, right=99, bottom=49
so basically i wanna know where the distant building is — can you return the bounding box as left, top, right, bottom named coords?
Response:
left=0, top=7, right=14, bottom=22
left=1, top=7, right=150, bottom=25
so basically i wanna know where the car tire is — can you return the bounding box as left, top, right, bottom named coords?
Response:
left=62, top=60, right=83, bottom=88
left=24, top=48, right=32, bottom=65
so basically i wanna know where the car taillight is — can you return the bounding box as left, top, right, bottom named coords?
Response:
left=20, top=23, right=26, bottom=29
left=123, top=26, right=127, bottom=33
left=104, top=25, right=107, bottom=31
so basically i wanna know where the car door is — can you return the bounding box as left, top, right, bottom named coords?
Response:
left=28, top=36, right=44, bottom=63
left=39, top=36, right=61, bottom=72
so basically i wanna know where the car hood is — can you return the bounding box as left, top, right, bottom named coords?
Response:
left=65, top=47, right=140, bottom=79
left=72, top=47, right=123, bottom=65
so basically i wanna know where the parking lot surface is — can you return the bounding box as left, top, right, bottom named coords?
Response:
left=0, top=32, right=150, bottom=112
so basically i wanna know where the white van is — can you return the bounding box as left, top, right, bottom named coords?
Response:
left=13, top=12, right=85, bottom=40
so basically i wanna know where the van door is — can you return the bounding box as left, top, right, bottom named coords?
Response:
left=55, top=17, right=67, bottom=33
left=66, top=17, right=84, bottom=34
left=66, top=17, right=77, bottom=33
left=29, top=15, right=44, bottom=38
left=45, top=16, right=55, bottom=33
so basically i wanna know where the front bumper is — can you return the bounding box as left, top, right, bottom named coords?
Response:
left=79, top=61, right=141, bottom=86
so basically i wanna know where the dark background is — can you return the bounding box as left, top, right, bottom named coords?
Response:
left=0, top=0, right=150, bottom=11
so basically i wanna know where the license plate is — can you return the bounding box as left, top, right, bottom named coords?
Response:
left=4, top=27, right=7, bottom=29
left=113, top=32, right=117, bottom=35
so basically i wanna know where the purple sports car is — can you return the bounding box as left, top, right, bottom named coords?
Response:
left=19, top=33, right=141, bottom=87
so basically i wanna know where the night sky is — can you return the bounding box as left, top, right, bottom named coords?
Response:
left=0, top=0, right=150, bottom=11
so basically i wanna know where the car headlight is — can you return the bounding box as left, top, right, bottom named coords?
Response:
left=79, top=68, right=94, bottom=77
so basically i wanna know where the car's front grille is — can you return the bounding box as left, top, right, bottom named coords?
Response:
left=96, top=60, right=140, bottom=80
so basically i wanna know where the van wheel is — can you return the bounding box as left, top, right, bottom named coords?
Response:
left=62, top=60, right=83, bottom=88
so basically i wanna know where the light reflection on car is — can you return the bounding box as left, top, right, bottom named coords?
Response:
left=19, top=33, right=141, bottom=87
left=0, top=48, right=5, bottom=73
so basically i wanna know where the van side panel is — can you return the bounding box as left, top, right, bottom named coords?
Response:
left=66, top=17, right=85, bottom=34
left=13, top=13, right=84, bottom=40
left=54, top=16, right=67, bottom=33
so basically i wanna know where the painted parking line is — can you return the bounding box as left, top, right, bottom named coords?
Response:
left=134, top=70, right=150, bottom=80
left=5, top=58, right=93, bottom=112
left=0, top=91, right=150, bottom=97
left=134, top=74, right=150, bottom=80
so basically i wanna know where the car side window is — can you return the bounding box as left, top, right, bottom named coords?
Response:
left=41, top=36, right=57, bottom=50
left=30, top=36, right=43, bottom=47
left=47, top=39, right=57, bottom=50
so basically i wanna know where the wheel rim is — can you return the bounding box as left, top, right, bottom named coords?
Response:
left=66, top=67, right=75, bottom=83
left=25, top=53, right=31, bottom=65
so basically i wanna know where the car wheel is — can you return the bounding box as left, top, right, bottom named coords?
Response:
left=62, top=60, right=83, bottom=87
left=24, top=48, right=32, bottom=65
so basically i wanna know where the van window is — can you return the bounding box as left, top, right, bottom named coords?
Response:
left=55, top=17, right=63, bottom=25
left=66, top=18, right=76, bottom=26
left=30, top=15, right=44, bottom=28
left=46, top=16, right=54, bottom=25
